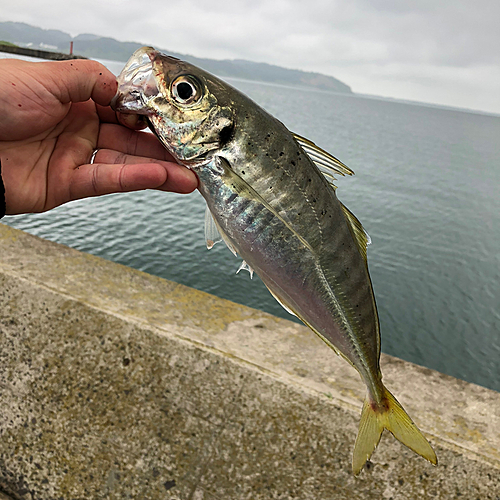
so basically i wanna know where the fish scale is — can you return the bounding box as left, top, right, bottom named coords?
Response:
left=112, top=46, right=437, bottom=475
left=201, top=151, right=379, bottom=395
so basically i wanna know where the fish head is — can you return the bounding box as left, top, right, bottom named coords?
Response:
left=111, top=46, right=234, bottom=165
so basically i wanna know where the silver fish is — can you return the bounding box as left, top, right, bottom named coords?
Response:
left=112, top=47, right=437, bottom=474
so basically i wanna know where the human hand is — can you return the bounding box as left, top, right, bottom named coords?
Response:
left=0, top=58, right=198, bottom=215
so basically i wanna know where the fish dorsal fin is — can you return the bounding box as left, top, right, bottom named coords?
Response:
left=293, top=133, right=355, bottom=188
left=204, top=205, right=238, bottom=256
left=340, top=203, right=371, bottom=262
left=318, top=171, right=338, bottom=191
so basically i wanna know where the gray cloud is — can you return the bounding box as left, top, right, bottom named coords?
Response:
left=2, top=0, right=499, bottom=113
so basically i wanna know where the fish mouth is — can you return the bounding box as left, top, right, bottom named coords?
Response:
left=110, top=47, right=160, bottom=114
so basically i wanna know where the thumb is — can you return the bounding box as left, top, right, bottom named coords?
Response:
left=39, top=59, right=118, bottom=106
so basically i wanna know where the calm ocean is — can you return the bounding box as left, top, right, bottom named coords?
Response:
left=2, top=55, right=499, bottom=391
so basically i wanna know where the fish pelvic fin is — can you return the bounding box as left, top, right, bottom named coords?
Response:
left=352, top=386, right=437, bottom=475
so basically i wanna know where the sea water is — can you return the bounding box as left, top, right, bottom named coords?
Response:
left=2, top=54, right=499, bottom=391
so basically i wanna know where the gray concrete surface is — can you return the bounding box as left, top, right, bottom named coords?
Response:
left=0, top=223, right=499, bottom=500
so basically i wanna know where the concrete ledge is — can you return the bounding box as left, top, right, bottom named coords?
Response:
left=0, top=223, right=499, bottom=499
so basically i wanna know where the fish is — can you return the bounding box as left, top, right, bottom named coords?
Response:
left=111, top=47, right=437, bottom=475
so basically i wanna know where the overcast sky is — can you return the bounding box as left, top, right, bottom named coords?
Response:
left=3, top=0, right=500, bottom=114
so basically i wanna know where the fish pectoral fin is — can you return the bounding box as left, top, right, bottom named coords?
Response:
left=204, top=205, right=223, bottom=250
left=292, top=133, right=355, bottom=185
left=204, top=204, right=238, bottom=256
left=352, top=386, right=437, bottom=475
left=236, top=260, right=254, bottom=279
left=340, top=203, right=371, bottom=262
left=217, top=156, right=314, bottom=253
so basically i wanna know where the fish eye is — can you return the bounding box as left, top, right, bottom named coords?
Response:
left=171, top=76, right=201, bottom=105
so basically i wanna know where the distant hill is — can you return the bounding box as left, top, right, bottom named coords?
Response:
left=0, top=21, right=352, bottom=94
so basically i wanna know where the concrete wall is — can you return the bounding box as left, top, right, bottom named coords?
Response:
left=0, top=223, right=498, bottom=500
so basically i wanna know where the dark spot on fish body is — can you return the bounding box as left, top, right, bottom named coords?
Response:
left=291, top=160, right=296, bottom=166
left=279, top=152, right=284, bottom=156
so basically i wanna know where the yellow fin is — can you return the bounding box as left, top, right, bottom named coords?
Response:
left=292, top=132, right=355, bottom=178
left=340, top=203, right=371, bottom=262
left=352, top=386, right=437, bottom=475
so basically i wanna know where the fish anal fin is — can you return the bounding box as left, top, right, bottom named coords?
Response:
left=267, top=288, right=297, bottom=317
left=204, top=204, right=238, bottom=256
left=352, top=386, right=437, bottom=475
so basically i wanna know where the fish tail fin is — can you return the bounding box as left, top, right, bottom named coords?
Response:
left=352, top=386, right=437, bottom=475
